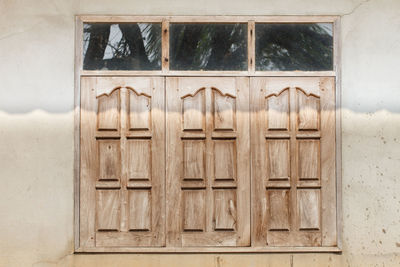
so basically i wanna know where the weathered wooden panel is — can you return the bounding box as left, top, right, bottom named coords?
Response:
left=267, top=139, right=290, bottom=180
left=97, top=89, right=120, bottom=131
left=183, top=140, right=205, bottom=180
left=214, top=140, right=236, bottom=180
left=267, top=189, right=290, bottom=231
left=298, top=189, right=320, bottom=230
left=183, top=190, right=206, bottom=231
left=182, top=89, right=205, bottom=131
left=98, top=140, right=120, bottom=181
left=129, top=190, right=151, bottom=231
left=213, top=89, right=236, bottom=131
left=297, top=88, right=320, bottom=131
left=266, top=88, right=289, bottom=131
left=298, top=140, right=320, bottom=180
left=127, top=140, right=151, bottom=180
left=214, top=190, right=236, bottom=231
left=128, top=89, right=151, bottom=131
left=96, top=190, right=120, bottom=231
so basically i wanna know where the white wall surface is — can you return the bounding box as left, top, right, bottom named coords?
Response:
left=0, top=0, right=399, bottom=266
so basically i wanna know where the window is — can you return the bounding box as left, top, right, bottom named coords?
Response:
left=75, top=16, right=341, bottom=253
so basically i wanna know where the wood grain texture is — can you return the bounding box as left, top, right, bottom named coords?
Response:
left=79, top=15, right=340, bottom=23
left=80, top=77, right=165, bottom=248
left=166, top=77, right=250, bottom=247
left=75, top=15, right=341, bottom=253
left=250, top=77, right=336, bottom=247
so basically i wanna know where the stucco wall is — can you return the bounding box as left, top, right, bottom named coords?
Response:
left=1, top=0, right=399, bottom=266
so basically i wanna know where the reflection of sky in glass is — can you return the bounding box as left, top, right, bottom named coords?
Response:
left=103, top=24, right=123, bottom=60
left=318, top=23, right=333, bottom=36
left=83, top=24, right=91, bottom=56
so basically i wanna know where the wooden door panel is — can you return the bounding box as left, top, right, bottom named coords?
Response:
left=251, top=77, right=336, bottom=247
left=80, top=77, right=165, bottom=248
left=166, top=77, right=250, bottom=247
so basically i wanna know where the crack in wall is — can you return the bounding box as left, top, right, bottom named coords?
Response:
left=342, top=0, right=374, bottom=17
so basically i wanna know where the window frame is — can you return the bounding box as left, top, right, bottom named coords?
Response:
left=74, top=15, right=342, bottom=253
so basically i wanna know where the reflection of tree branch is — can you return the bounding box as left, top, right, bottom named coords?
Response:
left=118, top=24, right=150, bottom=68
left=84, top=24, right=110, bottom=69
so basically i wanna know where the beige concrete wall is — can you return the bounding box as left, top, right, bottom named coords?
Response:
left=0, top=0, right=399, bottom=266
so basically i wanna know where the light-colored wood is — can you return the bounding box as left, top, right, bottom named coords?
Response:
left=162, top=19, right=169, bottom=73
left=128, top=190, right=151, bottom=231
left=248, top=21, right=255, bottom=73
left=166, top=77, right=250, bottom=247
left=320, top=77, right=337, bottom=246
left=75, top=15, right=341, bottom=252
left=74, top=15, right=83, bottom=250
left=79, top=15, right=340, bottom=23
left=76, top=245, right=342, bottom=253
left=96, top=190, right=121, bottom=231
left=80, top=76, right=165, bottom=248
left=333, top=17, right=342, bottom=251
left=80, top=70, right=337, bottom=77
left=250, top=77, right=336, bottom=247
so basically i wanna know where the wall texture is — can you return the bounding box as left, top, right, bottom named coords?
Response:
left=1, top=0, right=400, bottom=266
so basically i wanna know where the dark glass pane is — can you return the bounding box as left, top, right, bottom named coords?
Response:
left=83, top=23, right=161, bottom=70
left=256, top=23, right=333, bottom=71
left=170, top=23, right=247, bottom=71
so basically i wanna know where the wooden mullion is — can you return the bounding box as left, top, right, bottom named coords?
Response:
left=162, top=19, right=170, bottom=73
left=248, top=21, right=255, bottom=74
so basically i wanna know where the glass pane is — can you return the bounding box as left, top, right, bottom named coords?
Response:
left=170, top=23, right=247, bottom=71
left=83, top=23, right=161, bottom=70
left=255, top=23, right=333, bottom=71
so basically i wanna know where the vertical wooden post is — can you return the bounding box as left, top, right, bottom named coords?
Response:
left=162, top=19, right=170, bottom=73
left=248, top=21, right=255, bottom=74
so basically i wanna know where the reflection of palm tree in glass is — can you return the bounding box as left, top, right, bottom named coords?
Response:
left=83, top=23, right=161, bottom=70
left=83, top=23, right=332, bottom=71
left=170, top=24, right=247, bottom=70
left=256, top=24, right=333, bottom=71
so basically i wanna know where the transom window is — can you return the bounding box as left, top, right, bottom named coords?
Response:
left=79, top=16, right=337, bottom=73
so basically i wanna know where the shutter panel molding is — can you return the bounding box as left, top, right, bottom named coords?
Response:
left=78, top=75, right=338, bottom=252
left=250, top=77, right=337, bottom=247
left=80, top=77, right=165, bottom=248
left=166, top=77, right=251, bottom=247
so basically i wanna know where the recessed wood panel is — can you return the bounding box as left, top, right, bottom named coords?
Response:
left=214, top=140, right=236, bottom=180
left=267, top=139, right=290, bottom=180
left=128, top=89, right=151, bottom=131
left=213, top=89, right=236, bottom=131
left=267, top=189, right=290, bottom=231
left=96, top=190, right=120, bottom=231
left=297, top=89, right=320, bottom=131
left=214, top=190, right=236, bottom=231
left=127, top=140, right=151, bottom=180
left=97, top=89, right=120, bottom=131
left=182, top=89, right=205, bottom=131
left=298, top=189, right=320, bottom=230
left=98, top=140, right=120, bottom=181
left=183, top=140, right=205, bottom=180
left=129, top=190, right=151, bottom=231
left=183, top=190, right=205, bottom=231
left=266, top=88, right=289, bottom=130
left=298, top=140, right=320, bottom=180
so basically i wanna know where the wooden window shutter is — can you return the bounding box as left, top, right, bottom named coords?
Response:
left=79, top=75, right=337, bottom=251
left=166, top=77, right=251, bottom=247
left=80, top=77, right=165, bottom=248
left=250, top=77, right=337, bottom=247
